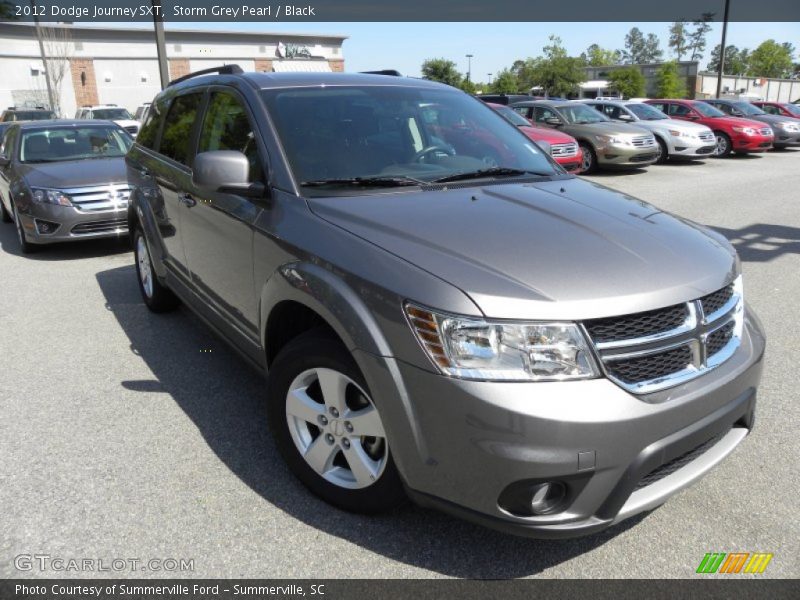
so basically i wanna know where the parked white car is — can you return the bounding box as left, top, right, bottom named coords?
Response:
left=75, top=105, right=139, bottom=138
left=581, top=99, right=716, bottom=162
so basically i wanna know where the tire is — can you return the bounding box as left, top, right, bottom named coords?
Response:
left=12, top=202, right=37, bottom=254
left=579, top=142, right=597, bottom=174
left=133, top=227, right=179, bottom=312
left=713, top=132, right=732, bottom=157
left=655, top=136, right=669, bottom=164
left=0, top=197, right=11, bottom=223
left=267, top=329, right=406, bottom=513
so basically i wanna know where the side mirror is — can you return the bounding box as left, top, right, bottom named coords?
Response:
left=687, top=114, right=700, bottom=120
left=544, top=117, right=562, bottom=126
left=192, top=150, right=266, bottom=198
left=0, top=155, right=9, bottom=167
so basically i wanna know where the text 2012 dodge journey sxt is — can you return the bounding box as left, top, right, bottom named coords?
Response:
left=127, top=66, right=765, bottom=538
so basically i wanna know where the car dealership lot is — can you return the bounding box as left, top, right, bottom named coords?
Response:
left=1, top=150, right=798, bottom=579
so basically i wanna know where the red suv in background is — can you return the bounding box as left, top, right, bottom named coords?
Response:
left=752, top=101, right=800, bottom=121
left=645, top=99, right=773, bottom=157
left=488, top=103, right=583, bottom=172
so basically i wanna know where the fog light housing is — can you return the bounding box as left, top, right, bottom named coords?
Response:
left=35, top=219, right=60, bottom=234
left=498, top=477, right=587, bottom=517
left=529, top=482, right=567, bottom=515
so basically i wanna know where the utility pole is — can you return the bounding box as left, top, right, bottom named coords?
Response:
left=466, top=54, right=473, bottom=82
left=31, top=0, right=57, bottom=113
left=152, top=0, right=169, bottom=88
left=715, top=0, right=731, bottom=98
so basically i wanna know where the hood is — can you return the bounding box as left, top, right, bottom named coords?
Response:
left=564, top=121, right=652, bottom=137
left=19, top=157, right=128, bottom=189
left=308, top=178, right=737, bottom=320
left=644, top=119, right=712, bottom=134
left=113, top=119, right=139, bottom=130
left=520, top=125, right=576, bottom=145
left=740, top=113, right=790, bottom=127
left=700, top=115, right=767, bottom=130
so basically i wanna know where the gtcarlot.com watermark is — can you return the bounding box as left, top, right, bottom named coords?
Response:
left=14, top=554, right=194, bottom=573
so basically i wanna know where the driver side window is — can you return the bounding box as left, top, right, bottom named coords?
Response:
left=534, top=107, right=558, bottom=124
left=198, top=91, right=264, bottom=182
left=669, top=104, right=692, bottom=117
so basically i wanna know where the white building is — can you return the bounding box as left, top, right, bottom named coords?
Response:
left=0, top=23, right=347, bottom=118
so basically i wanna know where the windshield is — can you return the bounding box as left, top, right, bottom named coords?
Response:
left=492, top=104, right=532, bottom=127
left=627, top=103, right=668, bottom=121
left=694, top=102, right=725, bottom=118
left=731, top=101, right=764, bottom=116
left=784, top=103, right=800, bottom=117
left=92, top=108, right=133, bottom=120
left=8, top=111, right=54, bottom=121
left=556, top=103, right=609, bottom=124
left=19, top=125, right=132, bottom=163
left=261, top=86, right=557, bottom=193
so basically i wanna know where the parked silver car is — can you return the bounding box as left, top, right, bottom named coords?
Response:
left=582, top=99, right=716, bottom=162
left=128, top=68, right=764, bottom=538
left=0, top=120, right=133, bottom=253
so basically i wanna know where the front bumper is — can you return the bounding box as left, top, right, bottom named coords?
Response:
left=554, top=155, right=583, bottom=173
left=667, top=135, right=716, bottom=159
left=355, top=310, right=765, bottom=538
left=772, top=129, right=800, bottom=147
left=16, top=202, right=128, bottom=244
left=595, top=143, right=659, bottom=169
left=731, top=133, right=773, bottom=152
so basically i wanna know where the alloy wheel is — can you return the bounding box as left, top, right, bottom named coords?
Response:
left=285, top=367, right=388, bottom=490
left=714, top=134, right=730, bottom=157
left=135, top=234, right=154, bottom=299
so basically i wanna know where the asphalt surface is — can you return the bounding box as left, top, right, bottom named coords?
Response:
left=1, top=149, right=799, bottom=580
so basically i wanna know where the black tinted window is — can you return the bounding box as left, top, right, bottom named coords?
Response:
left=136, top=102, right=163, bottom=150
left=159, top=93, right=202, bottom=166
left=198, top=91, right=262, bottom=181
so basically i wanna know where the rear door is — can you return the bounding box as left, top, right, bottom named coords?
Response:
left=180, top=87, right=265, bottom=342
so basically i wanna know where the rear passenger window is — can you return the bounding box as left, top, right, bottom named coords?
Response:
left=136, top=102, right=163, bottom=150
left=159, top=93, right=203, bottom=166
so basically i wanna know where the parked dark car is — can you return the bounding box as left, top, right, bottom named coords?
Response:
left=752, top=101, right=800, bottom=120
left=126, top=67, right=763, bottom=539
left=0, top=120, right=133, bottom=253
left=477, top=93, right=533, bottom=105
left=701, top=98, right=800, bottom=149
left=0, top=107, right=56, bottom=122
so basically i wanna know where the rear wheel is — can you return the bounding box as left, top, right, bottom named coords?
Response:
left=713, top=132, right=732, bottom=157
left=579, top=142, right=597, bottom=174
left=267, top=330, right=406, bottom=513
left=655, top=137, right=669, bottom=164
left=133, top=227, right=179, bottom=312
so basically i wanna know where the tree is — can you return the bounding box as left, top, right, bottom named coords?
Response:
left=708, top=44, right=750, bottom=76
left=38, top=26, right=72, bottom=117
left=519, top=36, right=586, bottom=96
left=582, top=44, right=622, bottom=66
left=669, top=20, right=690, bottom=60
left=421, top=58, right=462, bottom=87
left=491, top=69, right=519, bottom=94
left=655, top=61, right=687, bottom=98
left=688, top=14, right=713, bottom=62
left=748, top=40, right=794, bottom=78
left=622, top=27, right=663, bottom=64
left=608, top=67, right=646, bottom=99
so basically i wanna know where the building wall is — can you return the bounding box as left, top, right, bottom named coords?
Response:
left=0, top=23, right=347, bottom=117
left=696, top=72, right=800, bottom=102
left=583, top=62, right=699, bottom=98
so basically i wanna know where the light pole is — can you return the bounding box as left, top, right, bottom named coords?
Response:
left=715, top=0, right=731, bottom=99
left=465, top=54, right=473, bottom=82
left=152, top=0, right=169, bottom=89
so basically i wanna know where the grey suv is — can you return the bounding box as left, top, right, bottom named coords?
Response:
left=128, top=67, right=764, bottom=538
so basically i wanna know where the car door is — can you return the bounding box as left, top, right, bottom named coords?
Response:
left=180, top=88, right=264, bottom=343
left=0, top=126, right=17, bottom=215
left=667, top=103, right=697, bottom=122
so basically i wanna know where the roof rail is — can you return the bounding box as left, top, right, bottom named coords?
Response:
left=169, top=64, right=244, bottom=87
left=360, top=70, right=403, bottom=77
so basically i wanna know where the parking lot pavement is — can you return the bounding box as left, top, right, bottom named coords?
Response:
left=1, top=149, right=798, bottom=580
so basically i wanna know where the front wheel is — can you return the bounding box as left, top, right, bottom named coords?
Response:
left=0, top=198, right=12, bottom=223
left=579, top=142, right=597, bottom=174
left=713, top=132, right=732, bottom=157
left=655, top=137, right=669, bottom=164
left=267, top=330, right=406, bottom=513
left=12, top=203, right=37, bottom=254
left=133, top=227, right=179, bottom=312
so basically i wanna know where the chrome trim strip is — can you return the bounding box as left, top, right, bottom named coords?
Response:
left=594, top=302, right=696, bottom=350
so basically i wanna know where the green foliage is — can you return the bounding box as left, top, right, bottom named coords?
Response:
left=607, top=67, right=646, bottom=99
left=748, top=40, right=795, bottom=78
left=491, top=69, right=519, bottom=94
left=421, top=58, right=462, bottom=87
left=582, top=44, right=622, bottom=66
left=655, top=61, right=687, bottom=98
left=459, top=78, right=477, bottom=94
left=516, top=36, right=586, bottom=97
left=708, top=44, right=750, bottom=76
left=688, top=14, right=714, bottom=61
left=669, top=21, right=689, bottom=60
left=622, top=27, right=663, bottom=64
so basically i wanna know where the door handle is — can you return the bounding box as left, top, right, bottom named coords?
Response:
left=178, top=193, right=196, bottom=207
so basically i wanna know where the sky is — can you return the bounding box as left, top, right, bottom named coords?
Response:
left=85, top=21, right=800, bottom=82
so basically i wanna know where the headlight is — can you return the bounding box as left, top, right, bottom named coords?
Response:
left=595, top=134, right=625, bottom=145
left=777, top=121, right=799, bottom=131
left=31, top=188, right=72, bottom=206
left=731, top=127, right=756, bottom=135
left=404, top=304, right=600, bottom=381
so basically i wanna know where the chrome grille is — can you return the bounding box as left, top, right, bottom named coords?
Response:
left=550, top=142, right=578, bottom=158
left=631, top=135, right=656, bottom=148
left=64, top=184, right=131, bottom=212
left=584, top=279, right=743, bottom=394
left=698, top=131, right=715, bottom=142
left=71, top=217, right=128, bottom=235
left=759, top=127, right=772, bottom=136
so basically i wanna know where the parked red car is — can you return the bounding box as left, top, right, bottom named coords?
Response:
left=488, top=103, right=583, bottom=172
left=645, top=99, right=773, bottom=157
left=752, top=101, right=800, bottom=121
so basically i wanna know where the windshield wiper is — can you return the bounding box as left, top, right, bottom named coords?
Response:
left=300, top=175, right=425, bottom=188
left=431, top=167, right=551, bottom=184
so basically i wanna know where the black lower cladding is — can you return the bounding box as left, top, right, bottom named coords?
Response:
left=634, top=431, right=728, bottom=491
